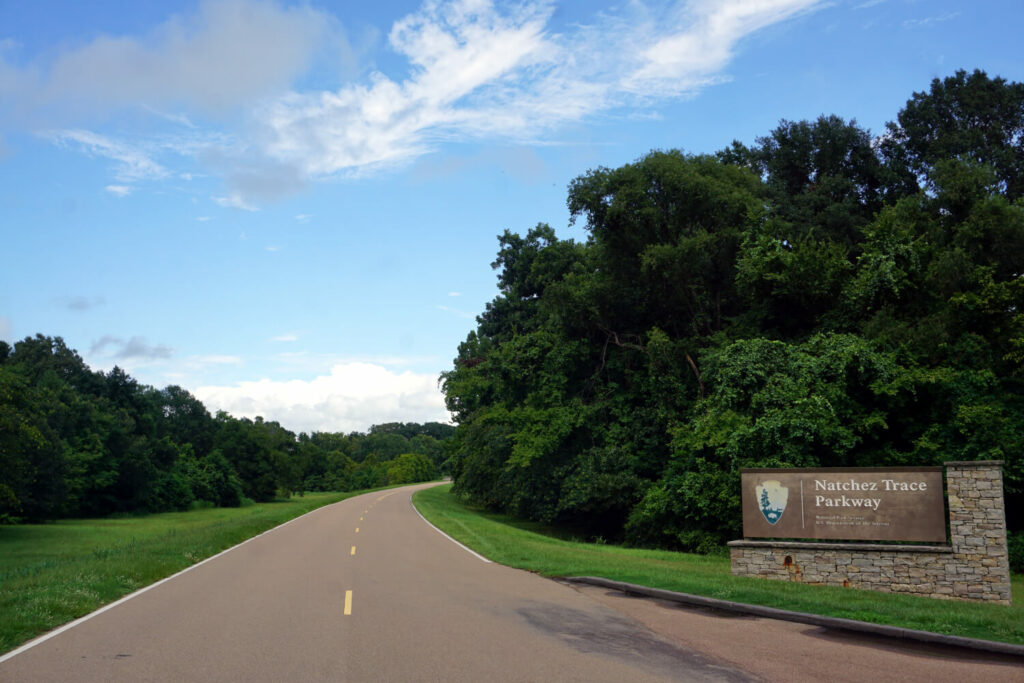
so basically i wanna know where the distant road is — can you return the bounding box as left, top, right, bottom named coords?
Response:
left=1, top=483, right=1019, bottom=682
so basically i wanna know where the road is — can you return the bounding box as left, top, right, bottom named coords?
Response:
left=1, top=482, right=1020, bottom=682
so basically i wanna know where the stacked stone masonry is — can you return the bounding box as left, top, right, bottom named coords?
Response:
left=728, top=461, right=1011, bottom=604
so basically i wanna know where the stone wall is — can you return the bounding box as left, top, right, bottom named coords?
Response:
left=728, top=461, right=1011, bottom=604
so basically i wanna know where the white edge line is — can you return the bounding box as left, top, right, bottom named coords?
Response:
left=410, top=497, right=492, bottom=564
left=0, top=497, right=352, bottom=664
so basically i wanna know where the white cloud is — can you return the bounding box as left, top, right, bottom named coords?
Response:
left=294, top=213, right=311, bottom=222
left=270, top=333, right=299, bottom=342
left=902, top=12, right=960, bottom=29
left=20, top=0, right=824, bottom=205
left=448, top=291, right=461, bottom=297
left=50, top=129, right=168, bottom=181
left=253, top=0, right=821, bottom=184
left=6, top=0, right=344, bottom=118
left=627, top=0, right=819, bottom=93
left=0, top=316, right=11, bottom=342
left=193, top=362, right=449, bottom=433
left=212, top=193, right=259, bottom=211
left=197, top=216, right=211, bottom=221
left=105, top=184, right=132, bottom=196
left=254, top=0, right=553, bottom=176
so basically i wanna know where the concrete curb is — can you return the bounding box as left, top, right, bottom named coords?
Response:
left=563, top=576, right=1024, bottom=658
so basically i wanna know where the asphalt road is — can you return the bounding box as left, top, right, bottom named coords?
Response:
left=1, top=482, right=1020, bottom=682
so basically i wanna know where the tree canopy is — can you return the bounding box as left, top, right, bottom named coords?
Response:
left=0, top=335, right=450, bottom=522
left=441, top=70, right=1024, bottom=563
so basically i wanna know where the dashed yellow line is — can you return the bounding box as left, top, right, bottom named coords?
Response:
left=355, top=527, right=359, bottom=534
left=350, top=546, right=356, bottom=556
left=344, top=590, right=352, bottom=615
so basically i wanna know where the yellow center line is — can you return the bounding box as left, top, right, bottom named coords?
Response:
left=350, top=546, right=356, bottom=556
left=344, top=590, right=352, bottom=615
left=359, top=517, right=363, bottom=521
left=355, top=527, right=359, bottom=533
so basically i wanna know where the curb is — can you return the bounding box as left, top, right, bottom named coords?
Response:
left=563, top=576, right=1024, bottom=658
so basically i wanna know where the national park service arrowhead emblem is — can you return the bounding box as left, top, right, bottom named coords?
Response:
left=756, top=480, right=788, bottom=525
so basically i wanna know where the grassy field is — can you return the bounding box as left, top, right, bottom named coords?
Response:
left=413, top=484, right=1024, bottom=645
left=0, top=490, right=375, bottom=655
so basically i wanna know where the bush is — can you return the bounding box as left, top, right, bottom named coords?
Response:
left=144, top=471, right=194, bottom=512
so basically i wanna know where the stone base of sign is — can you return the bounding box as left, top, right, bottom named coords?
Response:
left=728, top=461, right=1011, bottom=604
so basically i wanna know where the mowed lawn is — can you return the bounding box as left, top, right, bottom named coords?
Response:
left=0, top=491, right=370, bottom=655
left=413, top=484, right=1024, bottom=646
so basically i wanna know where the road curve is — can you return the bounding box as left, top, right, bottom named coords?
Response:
left=0, top=483, right=745, bottom=682
left=2, top=482, right=1020, bottom=682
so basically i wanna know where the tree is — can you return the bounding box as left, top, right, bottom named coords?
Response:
left=180, top=448, right=244, bottom=507
left=748, top=115, right=907, bottom=245
left=443, top=73, right=1024, bottom=552
left=884, top=69, right=1024, bottom=200
left=386, top=453, right=437, bottom=485
left=0, top=368, right=62, bottom=520
left=213, top=415, right=279, bottom=501
left=567, top=151, right=762, bottom=339
left=155, top=385, right=216, bottom=458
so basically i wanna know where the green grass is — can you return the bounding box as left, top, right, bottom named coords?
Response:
left=413, top=484, right=1024, bottom=645
left=0, top=490, right=375, bottom=655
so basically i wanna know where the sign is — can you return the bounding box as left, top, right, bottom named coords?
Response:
left=741, top=467, right=946, bottom=542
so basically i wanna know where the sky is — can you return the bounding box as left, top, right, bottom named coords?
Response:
left=1, top=0, right=1021, bottom=434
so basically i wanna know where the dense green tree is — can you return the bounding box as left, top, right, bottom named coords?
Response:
left=213, top=415, right=282, bottom=502
left=386, top=453, right=437, bottom=485
left=155, top=386, right=216, bottom=458
left=180, top=448, right=244, bottom=507
left=567, top=152, right=762, bottom=340
left=0, top=333, right=454, bottom=521
left=443, top=71, right=1024, bottom=551
left=884, top=69, right=1024, bottom=200
left=5, top=335, right=103, bottom=394
left=0, top=368, right=62, bottom=520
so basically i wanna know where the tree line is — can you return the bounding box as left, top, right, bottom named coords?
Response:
left=440, top=69, right=1024, bottom=563
left=0, top=335, right=452, bottom=522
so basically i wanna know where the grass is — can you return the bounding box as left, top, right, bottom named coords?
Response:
left=0, top=490, right=377, bottom=655
left=412, top=484, right=1024, bottom=646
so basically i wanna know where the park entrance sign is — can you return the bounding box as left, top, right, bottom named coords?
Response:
left=731, top=461, right=1012, bottom=604
left=741, top=467, right=946, bottom=542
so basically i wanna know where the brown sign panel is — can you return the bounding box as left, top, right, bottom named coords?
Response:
left=741, top=468, right=946, bottom=542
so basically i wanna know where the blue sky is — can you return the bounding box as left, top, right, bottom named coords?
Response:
left=1, top=0, right=1021, bottom=433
